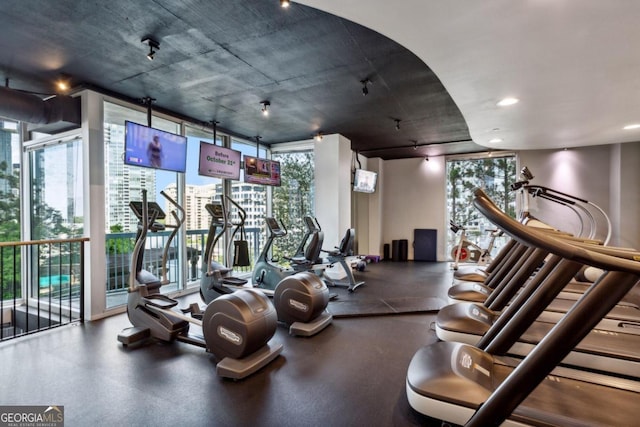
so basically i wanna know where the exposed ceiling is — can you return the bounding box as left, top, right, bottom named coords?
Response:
left=298, top=0, right=640, bottom=152
left=0, top=0, right=484, bottom=160
left=2, top=1, right=638, bottom=161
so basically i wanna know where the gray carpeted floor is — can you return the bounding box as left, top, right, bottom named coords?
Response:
left=0, top=261, right=454, bottom=426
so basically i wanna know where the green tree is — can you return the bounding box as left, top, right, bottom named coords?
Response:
left=0, top=160, right=21, bottom=299
left=271, top=152, right=315, bottom=263
left=446, top=155, right=516, bottom=255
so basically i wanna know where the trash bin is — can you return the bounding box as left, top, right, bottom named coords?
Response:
left=392, top=239, right=408, bottom=261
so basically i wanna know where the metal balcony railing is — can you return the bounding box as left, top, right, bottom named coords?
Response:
left=1, top=237, right=88, bottom=342
left=105, top=228, right=261, bottom=308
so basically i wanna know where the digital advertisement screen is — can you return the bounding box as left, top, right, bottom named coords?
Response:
left=243, top=155, right=281, bottom=186
left=198, top=141, right=241, bottom=180
left=353, top=168, right=377, bottom=193
left=124, top=121, right=188, bottom=173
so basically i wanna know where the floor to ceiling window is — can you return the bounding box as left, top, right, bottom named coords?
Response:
left=0, top=118, right=21, bottom=303
left=229, top=138, right=268, bottom=272
left=445, top=154, right=516, bottom=261
left=180, top=125, right=224, bottom=285
left=103, top=102, right=182, bottom=308
left=271, top=150, right=315, bottom=261
left=26, top=131, right=84, bottom=311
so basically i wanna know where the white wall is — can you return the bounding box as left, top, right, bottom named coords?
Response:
left=513, top=143, right=638, bottom=248
left=380, top=156, right=446, bottom=260
left=612, top=142, right=640, bottom=248
left=352, top=156, right=383, bottom=256
left=518, top=145, right=609, bottom=245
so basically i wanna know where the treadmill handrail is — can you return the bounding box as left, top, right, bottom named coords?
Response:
left=473, top=188, right=640, bottom=274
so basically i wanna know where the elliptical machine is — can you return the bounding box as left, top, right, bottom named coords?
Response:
left=247, top=216, right=333, bottom=336
left=200, top=196, right=250, bottom=302
left=117, top=190, right=282, bottom=379
left=199, top=209, right=332, bottom=337
left=252, top=217, right=325, bottom=292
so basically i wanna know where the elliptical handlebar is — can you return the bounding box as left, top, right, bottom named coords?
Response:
left=221, top=195, right=247, bottom=228
left=159, top=190, right=185, bottom=284
left=129, top=189, right=152, bottom=292
left=221, top=195, right=247, bottom=268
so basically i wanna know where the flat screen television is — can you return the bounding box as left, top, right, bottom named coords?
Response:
left=243, top=155, right=281, bottom=186
left=198, top=141, right=241, bottom=180
left=124, top=121, right=188, bottom=173
left=353, top=168, right=377, bottom=193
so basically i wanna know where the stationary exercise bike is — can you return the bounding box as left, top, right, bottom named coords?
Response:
left=321, top=228, right=366, bottom=293
left=117, top=190, right=282, bottom=379
left=449, top=220, right=501, bottom=270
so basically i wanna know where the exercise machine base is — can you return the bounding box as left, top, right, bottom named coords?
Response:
left=216, top=342, right=283, bottom=380
left=288, top=311, right=333, bottom=337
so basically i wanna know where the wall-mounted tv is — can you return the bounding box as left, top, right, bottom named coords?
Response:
left=353, top=168, right=377, bottom=193
left=124, top=121, right=188, bottom=173
left=198, top=141, right=241, bottom=180
left=243, top=155, right=281, bottom=186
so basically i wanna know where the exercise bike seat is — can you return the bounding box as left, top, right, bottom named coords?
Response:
left=142, top=294, right=179, bottom=309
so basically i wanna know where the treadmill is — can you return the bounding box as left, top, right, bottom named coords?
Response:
left=406, top=188, right=640, bottom=426
left=438, top=197, right=640, bottom=376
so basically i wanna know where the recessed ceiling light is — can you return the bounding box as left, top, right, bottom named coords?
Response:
left=623, top=123, right=640, bottom=130
left=489, top=138, right=503, bottom=143
left=496, top=97, right=519, bottom=107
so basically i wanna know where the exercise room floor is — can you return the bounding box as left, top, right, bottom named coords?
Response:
left=0, top=261, right=454, bottom=427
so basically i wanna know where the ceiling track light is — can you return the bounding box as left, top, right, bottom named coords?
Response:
left=394, top=119, right=401, bottom=130
left=142, top=37, right=160, bottom=61
left=261, top=100, right=270, bottom=116
left=280, top=0, right=291, bottom=8
left=55, top=74, right=71, bottom=92
left=314, top=132, right=323, bottom=142
left=360, top=78, right=371, bottom=96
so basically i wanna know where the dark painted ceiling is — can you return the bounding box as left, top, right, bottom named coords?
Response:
left=0, top=0, right=485, bottom=159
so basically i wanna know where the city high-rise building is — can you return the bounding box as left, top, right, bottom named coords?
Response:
left=104, top=122, right=157, bottom=232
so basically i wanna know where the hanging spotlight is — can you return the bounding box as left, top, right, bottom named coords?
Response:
left=314, top=132, right=323, bottom=142
left=142, top=37, right=160, bottom=61
left=394, top=119, right=401, bottom=131
left=280, top=0, right=290, bottom=8
left=261, top=101, right=270, bottom=116
left=360, top=79, right=371, bottom=96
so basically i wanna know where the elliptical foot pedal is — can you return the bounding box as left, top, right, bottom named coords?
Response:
left=142, top=294, right=179, bottom=309
left=181, top=302, right=203, bottom=319
left=221, top=277, right=249, bottom=286
left=117, top=326, right=150, bottom=346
